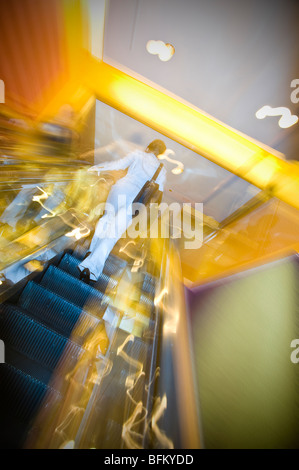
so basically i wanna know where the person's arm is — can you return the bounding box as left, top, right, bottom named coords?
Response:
left=87, top=151, right=138, bottom=174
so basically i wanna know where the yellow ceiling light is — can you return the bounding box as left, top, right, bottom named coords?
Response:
left=146, top=39, right=164, bottom=54
left=146, top=40, right=175, bottom=62
left=159, top=43, right=175, bottom=62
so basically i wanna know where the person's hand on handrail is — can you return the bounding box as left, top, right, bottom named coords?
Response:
left=87, top=164, right=107, bottom=175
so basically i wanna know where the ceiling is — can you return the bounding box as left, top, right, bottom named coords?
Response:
left=103, top=0, right=299, bottom=161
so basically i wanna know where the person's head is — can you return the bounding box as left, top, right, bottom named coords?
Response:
left=145, top=139, right=166, bottom=157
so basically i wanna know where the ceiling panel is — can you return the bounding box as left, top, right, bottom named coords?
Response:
left=103, top=0, right=299, bottom=160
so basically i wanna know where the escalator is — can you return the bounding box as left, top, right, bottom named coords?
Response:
left=0, top=238, right=162, bottom=449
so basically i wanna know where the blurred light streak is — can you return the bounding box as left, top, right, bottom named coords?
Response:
left=32, top=186, right=57, bottom=218
left=154, top=287, right=168, bottom=307
left=117, top=334, right=143, bottom=373
left=122, top=401, right=144, bottom=450
left=158, top=148, right=184, bottom=175
left=163, top=306, right=179, bottom=335
left=54, top=406, right=85, bottom=447
left=32, top=186, right=49, bottom=203
left=65, top=226, right=90, bottom=240
left=151, top=395, right=174, bottom=449
left=117, top=334, right=147, bottom=449
left=119, top=241, right=146, bottom=272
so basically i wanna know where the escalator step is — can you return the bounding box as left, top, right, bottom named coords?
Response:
left=0, top=362, right=61, bottom=448
left=58, top=253, right=82, bottom=278
left=18, top=281, right=100, bottom=341
left=40, top=265, right=106, bottom=315
left=78, top=333, right=151, bottom=449
left=101, top=419, right=124, bottom=449
left=58, top=252, right=124, bottom=291
left=94, top=272, right=118, bottom=293
left=71, top=239, right=90, bottom=260
left=102, top=254, right=127, bottom=277
left=58, top=252, right=113, bottom=293
left=4, top=342, right=52, bottom=384
left=142, top=274, right=157, bottom=298
left=110, top=328, right=153, bottom=376
left=0, top=362, right=60, bottom=424
left=0, top=305, right=84, bottom=372
left=139, top=293, right=155, bottom=313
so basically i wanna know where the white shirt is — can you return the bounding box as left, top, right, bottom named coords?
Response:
left=88, top=149, right=166, bottom=191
